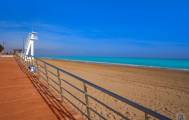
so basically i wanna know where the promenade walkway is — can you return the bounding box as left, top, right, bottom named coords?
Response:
left=0, top=57, right=78, bottom=120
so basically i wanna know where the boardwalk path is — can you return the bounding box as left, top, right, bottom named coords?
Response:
left=0, top=57, right=79, bottom=120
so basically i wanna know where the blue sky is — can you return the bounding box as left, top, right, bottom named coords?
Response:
left=0, top=0, right=189, bottom=58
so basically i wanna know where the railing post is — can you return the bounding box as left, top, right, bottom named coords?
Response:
left=31, top=56, right=34, bottom=67
left=145, top=113, right=149, bottom=120
left=27, top=57, right=29, bottom=67
left=44, top=63, right=50, bottom=87
left=29, top=58, right=31, bottom=69
left=83, top=83, right=91, bottom=120
left=26, top=58, right=29, bottom=68
left=35, top=59, right=40, bottom=78
left=57, top=69, right=63, bottom=102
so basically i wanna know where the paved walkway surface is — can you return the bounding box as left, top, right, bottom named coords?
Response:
left=0, top=57, right=58, bottom=120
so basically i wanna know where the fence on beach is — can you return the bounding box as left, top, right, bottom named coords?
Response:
left=16, top=54, right=172, bottom=120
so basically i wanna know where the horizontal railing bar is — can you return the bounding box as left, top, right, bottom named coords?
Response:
left=19, top=56, right=171, bottom=120
left=61, top=78, right=85, bottom=94
left=61, top=87, right=86, bottom=106
left=47, top=70, right=58, bottom=78
left=37, top=59, right=171, bottom=120
left=38, top=59, right=60, bottom=69
left=41, top=69, right=60, bottom=86
left=49, top=84, right=60, bottom=94
left=38, top=64, right=45, bottom=69
left=87, top=82, right=170, bottom=120
left=21, top=61, right=27, bottom=65
left=89, top=107, right=107, bottom=120
left=39, top=73, right=48, bottom=81
left=88, top=94, right=129, bottom=120
left=62, top=93, right=90, bottom=120
left=48, top=76, right=59, bottom=86
left=38, top=69, right=46, bottom=76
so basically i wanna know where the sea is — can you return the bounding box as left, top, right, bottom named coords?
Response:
left=38, top=56, right=189, bottom=71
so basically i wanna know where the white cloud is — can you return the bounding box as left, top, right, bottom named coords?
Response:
left=0, top=21, right=188, bottom=58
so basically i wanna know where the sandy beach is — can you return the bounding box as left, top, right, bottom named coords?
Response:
left=43, top=59, right=189, bottom=120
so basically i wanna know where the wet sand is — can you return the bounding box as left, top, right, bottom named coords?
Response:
left=44, top=59, right=189, bottom=120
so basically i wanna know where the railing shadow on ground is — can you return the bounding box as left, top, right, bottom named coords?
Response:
left=15, top=56, right=81, bottom=120
left=15, top=54, right=172, bottom=120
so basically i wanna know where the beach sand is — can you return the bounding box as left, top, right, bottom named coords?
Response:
left=43, top=59, right=189, bottom=120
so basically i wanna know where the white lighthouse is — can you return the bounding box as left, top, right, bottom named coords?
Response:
left=25, top=32, right=37, bottom=58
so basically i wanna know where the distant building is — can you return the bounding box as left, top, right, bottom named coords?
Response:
left=13, top=49, right=22, bottom=54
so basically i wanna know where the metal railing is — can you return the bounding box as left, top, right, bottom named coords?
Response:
left=16, top=54, right=172, bottom=120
